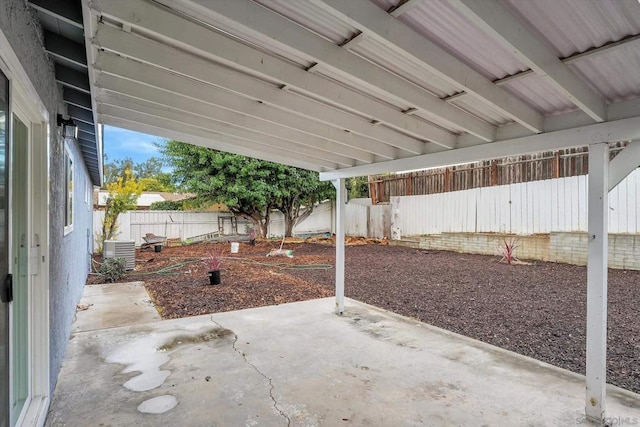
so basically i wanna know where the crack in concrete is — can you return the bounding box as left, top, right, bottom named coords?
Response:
left=211, top=318, right=291, bottom=426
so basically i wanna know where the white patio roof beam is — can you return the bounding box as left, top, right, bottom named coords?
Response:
left=99, top=106, right=340, bottom=170
left=94, top=52, right=417, bottom=160
left=94, top=66, right=389, bottom=162
left=95, top=74, right=377, bottom=163
left=310, top=0, right=544, bottom=133
left=97, top=97, right=352, bottom=168
left=444, top=34, right=640, bottom=104
left=450, top=0, right=606, bottom=123
left=100, top=114, right=326, bottom=172
left=90, top=0, right=452, bottom=152
left=608, top=140, right=640, bottom=191
left=389, top=0, right=424, bottom=17
left=166, top=0, right=495, bottom=142
left=320, top=116, right=640, bottom=180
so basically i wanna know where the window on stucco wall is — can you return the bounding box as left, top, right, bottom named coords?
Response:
left=63, top=143, right=73, bottom=235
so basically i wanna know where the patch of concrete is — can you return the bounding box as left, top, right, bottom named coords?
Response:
left=47, top=298, right=640, bottom=426
left=72, top=282, right=161, bottom=333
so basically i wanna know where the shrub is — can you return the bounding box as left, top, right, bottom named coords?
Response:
left=498, top=237, right=521, bottom=264
left=149, top=200, right=184, bottom=210
left=204, top=248, right=225, bottom=271
left=99, top=257, right=127, bottom=282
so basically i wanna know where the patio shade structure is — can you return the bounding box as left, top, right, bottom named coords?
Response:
left=44, top=0, right=640, bottom=422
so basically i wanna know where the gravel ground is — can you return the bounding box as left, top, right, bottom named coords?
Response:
left=87, top=241, right=640, bottom=393
left=286, top=243, right=640, bottom=394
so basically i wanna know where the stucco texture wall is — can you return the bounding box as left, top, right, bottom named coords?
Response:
left=0, top=0, right=94, bottom=393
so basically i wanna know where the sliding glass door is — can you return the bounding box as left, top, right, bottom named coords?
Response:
left=0, top=68, right=10, bottom=427
left=10, top=115, right=28, bottom=426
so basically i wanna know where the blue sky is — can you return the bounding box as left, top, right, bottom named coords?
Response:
left=103, top=125, right=167, bottom=164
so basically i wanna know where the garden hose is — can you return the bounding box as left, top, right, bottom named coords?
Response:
left=127, top=256, right=332, bottom=276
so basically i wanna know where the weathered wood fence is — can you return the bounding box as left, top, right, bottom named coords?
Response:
left=370, top=143, right=626, bottom=204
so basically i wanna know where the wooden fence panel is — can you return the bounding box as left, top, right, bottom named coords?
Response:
left=369, top=144, right=630, bottom=204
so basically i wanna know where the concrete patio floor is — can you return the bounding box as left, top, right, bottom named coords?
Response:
left=46, top=284, right=640, bottom=426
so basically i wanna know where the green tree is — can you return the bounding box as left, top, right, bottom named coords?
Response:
left=161, top=141, right=334, bottom=237
left=149, top=200, right=185, bottom=210
left=347, top=176, right=370, bottom=199
left=103, top=155, right=175, bottom=192
left=102, top=155, right=134, bottom=187
left=273, top=167, right=335, bottom=237
left=138, top=177, right=168, bottom=192
left=134, top=156, right=164, bottom=179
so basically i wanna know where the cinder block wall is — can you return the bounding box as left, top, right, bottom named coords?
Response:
left=395, top=232, right=640, bottom=270
left=403, top=233, right=550, bottom=260
left=550, top=232, right=640, bottom=270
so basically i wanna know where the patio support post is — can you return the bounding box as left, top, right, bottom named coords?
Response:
left=333, top=178, right=346, bottom=314
left=585, top=142, right=609, bottom=422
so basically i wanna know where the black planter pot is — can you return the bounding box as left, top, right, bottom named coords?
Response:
left=154, top=245, right=162, bottom=253
left=208, top=270, right=221, bottom=285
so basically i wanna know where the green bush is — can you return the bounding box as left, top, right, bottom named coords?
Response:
left=149, top=200, right=184, bottom=210
left=99, top=257, right=127, bottom=283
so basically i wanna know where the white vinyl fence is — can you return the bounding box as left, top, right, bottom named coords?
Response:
left=93, top=210, right=242, bottom=245
left=268, top=201, right=334, bottom=237
left=94, top=201, right=338, bottom=246
left=393, top=168, right=640, bottom=237
left=93, top=169, right=640, bottom=247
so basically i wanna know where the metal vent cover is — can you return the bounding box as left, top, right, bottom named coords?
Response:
left=103, top=240, right=136, bottom=271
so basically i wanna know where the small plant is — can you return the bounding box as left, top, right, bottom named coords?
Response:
left=98, top=257, right=127, bottom=282
left=204, top=248, right=224, bottom=271
left=498, top=237, right=521, bottom=264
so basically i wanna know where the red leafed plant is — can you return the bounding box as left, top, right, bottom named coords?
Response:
left=204, top=247, right=225, bottom=271
left=498, top=237, right=521, bottom=265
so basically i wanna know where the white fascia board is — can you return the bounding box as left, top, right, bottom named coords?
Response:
left=166, top=0, right=495, bottom=142
left=609, top=140, right=640, bottom=191
left=96, top=77, right=373, bottom=163
left=92, top=42, right=407, bottom=160
left=90, top=0, right=452, bottom=151
left=99, top=114, right=326, bottom=172
left=311, top=0, right=544, bottom=133
left=451, top=0, right=606, bottom=122
left=319, top=115, right=640, bottom=180
left=97, top=96, right=353, bottom=167
left=94, top=69, right=384, bottom=162
left=81, top=0, right=104, bottom=181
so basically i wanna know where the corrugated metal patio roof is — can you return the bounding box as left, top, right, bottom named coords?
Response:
left=75, top=0, right=640, bottom=180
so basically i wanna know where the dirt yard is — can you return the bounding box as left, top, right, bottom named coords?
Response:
left=87, top=240, right=640, bottom=394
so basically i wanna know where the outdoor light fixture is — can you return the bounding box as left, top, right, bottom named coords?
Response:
left=57, top=114, right=78, bottom=139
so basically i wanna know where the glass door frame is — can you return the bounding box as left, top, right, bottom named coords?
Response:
left=9, top=109, right=31, bottom=427
left=0, top=44, right=51, bottom=427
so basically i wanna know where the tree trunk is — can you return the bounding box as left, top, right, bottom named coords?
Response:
left=262, top=209, right=270, bottom=238
left=284, top=215, right=295, bottom=237
left=236, top=206, right=272, bottom=238
left=240, top=213, right=269, bottom=239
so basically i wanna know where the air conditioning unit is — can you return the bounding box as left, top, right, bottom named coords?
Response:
left=103, top=240, right=136, bottom=271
